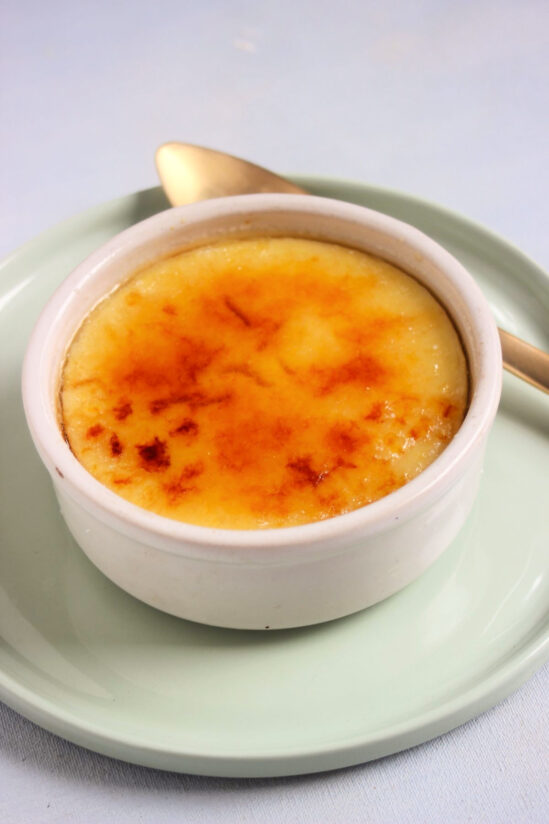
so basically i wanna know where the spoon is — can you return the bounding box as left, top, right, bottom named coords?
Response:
left=156, top=142, right=549, bottom=394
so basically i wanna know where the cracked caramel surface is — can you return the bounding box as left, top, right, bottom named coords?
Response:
left=60, top=237, right=468, bottom=528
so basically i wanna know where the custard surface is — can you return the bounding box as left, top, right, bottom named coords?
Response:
left=61, top=237, right=468, bottom=528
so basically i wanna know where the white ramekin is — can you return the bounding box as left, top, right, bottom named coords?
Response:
left=22, top=194, right=502, bottom=629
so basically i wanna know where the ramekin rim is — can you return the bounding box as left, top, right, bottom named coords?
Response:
left=21, top=193, right=502, bottom=554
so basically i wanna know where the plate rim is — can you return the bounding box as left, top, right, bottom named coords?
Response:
left=0, top=619, right=547, bottom=777
left=1, top=178, right=548, bottom=777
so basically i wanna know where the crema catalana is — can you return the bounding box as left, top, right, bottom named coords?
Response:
left=60, top=237, right=468, bottom=529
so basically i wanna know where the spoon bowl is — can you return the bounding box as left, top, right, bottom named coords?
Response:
left=156, top=142, right=305, bottom=205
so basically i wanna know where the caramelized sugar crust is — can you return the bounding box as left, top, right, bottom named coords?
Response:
left=61, top=238, right=468, bottom=528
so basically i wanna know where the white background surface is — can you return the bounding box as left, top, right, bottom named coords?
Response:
left=1, top=1, right=548, bottom=821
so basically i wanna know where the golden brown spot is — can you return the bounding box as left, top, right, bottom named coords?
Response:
left=315, top=354, right=386, bottom=395
left=115, top=337, right=222, bottom=395
left=113, top=401, right=132, bottom=421
left=149, top=391, right=232, bottom=415
left=186, top=391, right=233, bottom=410
left=110, top=433, right=123, bottom=456
left=365, top=402, right=383, bottom=421
left=278, top=359, right=295, bottom=376
left=287, top=456, right=330, bottom=488
left=170, top=418, right=199, bottom=437
left=326, top=421, right=366, bottom=456
left=163, top=462, right=204, bottom=503
left=86, top=423, right=104, bottom=438
left=162, top=303, right=177, bottom=316
left=254, top=317, right=281, bottom=351
left=136, top=437, right=170, bottom=471
left=177, top=338, right=222, bottom=382
left=182, top=462, right=204, bottom=480
left=149, top=397, right=173, bottom=415
left=224, top=296, right=252, bottom=327
left=119, top=366, right=166, bottom=390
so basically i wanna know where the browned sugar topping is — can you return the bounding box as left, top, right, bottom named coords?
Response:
left=60, top=238, right=468, bottom=529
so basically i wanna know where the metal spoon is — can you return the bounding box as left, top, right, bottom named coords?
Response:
left=155, top=142, right=549, bottom=394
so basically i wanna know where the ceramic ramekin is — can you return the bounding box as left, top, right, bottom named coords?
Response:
left=22, top=194, right=502, bottom=629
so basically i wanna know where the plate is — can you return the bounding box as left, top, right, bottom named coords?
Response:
left=1, top=179, right=548, bottom=778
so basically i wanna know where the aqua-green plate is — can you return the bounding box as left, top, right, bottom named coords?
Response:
left=1, top=179, right=548, bottom=778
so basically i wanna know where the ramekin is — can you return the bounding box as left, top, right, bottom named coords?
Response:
left=22, top=194, right=502, bottom=629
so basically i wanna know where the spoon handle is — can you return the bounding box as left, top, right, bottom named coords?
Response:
left=499, top=328, right=549, bottom=394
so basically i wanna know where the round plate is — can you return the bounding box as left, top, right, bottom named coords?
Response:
left=1, top=180, right=548, bottom=778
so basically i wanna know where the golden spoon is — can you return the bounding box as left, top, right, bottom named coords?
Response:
left=155, top=142, right=549, bottom=394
